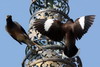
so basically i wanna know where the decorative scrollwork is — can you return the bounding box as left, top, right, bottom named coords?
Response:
left=30, top=0, right=69, bottom=16
left=23, top=45, right=82, bottom=67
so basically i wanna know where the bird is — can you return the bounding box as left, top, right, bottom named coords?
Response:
left=33, top=15, right=95, bottom=58
left=5, top=15, right=41, bottom=49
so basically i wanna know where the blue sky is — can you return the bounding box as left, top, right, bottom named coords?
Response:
left=0, top=0, right=99, bottom=67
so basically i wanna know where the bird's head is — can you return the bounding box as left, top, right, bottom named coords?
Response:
left=6, top=15, right=12, bottom=19
left=64, top=46, right=79, bottom=58
left=6, top=15, right=12, bottom=22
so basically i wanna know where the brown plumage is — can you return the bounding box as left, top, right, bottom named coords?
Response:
left=33, top=15, right=95, bottom=57
left=5, top=15, right=41, bottom=48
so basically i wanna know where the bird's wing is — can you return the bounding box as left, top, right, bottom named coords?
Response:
left=33, top=19, right=47, bottom=35
left=14, top=22, right=28, bottom=36
left=10, top=34, right=22, bottom=45
left=5, top=26, right=22, bottom=45
left=73, top=15, right=95, bottom=40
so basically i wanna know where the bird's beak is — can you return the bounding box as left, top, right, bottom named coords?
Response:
left=6, top=16, right=9, bottom=19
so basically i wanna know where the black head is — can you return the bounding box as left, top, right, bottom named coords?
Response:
left=64, top=46, right=79, bottom=58
left=6, top=15, right=12, bottom=20
left=6, top=15, right=12, bottom=22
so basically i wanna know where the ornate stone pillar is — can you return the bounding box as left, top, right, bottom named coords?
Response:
left=22, top=0, right=82, bottom=67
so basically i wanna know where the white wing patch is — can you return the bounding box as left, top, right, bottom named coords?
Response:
left=79, top=16, right=85, bottom=29
left=44, top=19, right=54, bottom=31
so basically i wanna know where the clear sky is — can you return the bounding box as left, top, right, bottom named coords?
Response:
left=0, top=0, right=99, bottom=67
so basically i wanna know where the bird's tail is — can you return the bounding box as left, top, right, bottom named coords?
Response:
left=64, top=45, right=79, bottom=58
left=26, top=39, right=42, bottom=49
left=31, top=41, right=42, bottom=49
